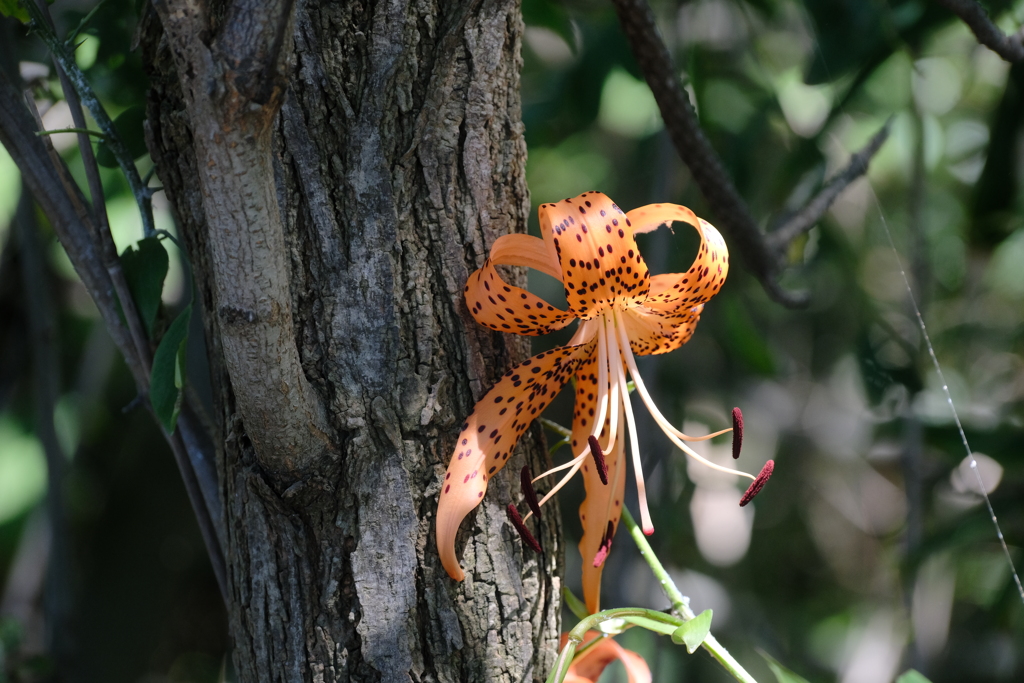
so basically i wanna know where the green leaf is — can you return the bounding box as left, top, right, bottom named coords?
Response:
left=670, top=609, right=712, bottom=654
left=895, top=671, right=933, bottom=683
left=150, top=304, right=191, bottom=433
left=522, top=0, right=575, bottom=54
left=624, top=616, right=678, bottom=636
left=758, top=649, right=812, bottom=683
left=96, top=105, right=147, bottom=168
left=119, top=237, right=169, bottom=337
left=0, top=0, right=29, bottom=22
left=561, top=586, right=589, bottom=621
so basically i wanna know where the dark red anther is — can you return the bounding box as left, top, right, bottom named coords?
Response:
left=739, top=459, right=774, bottom=507
left=588, top=435, right=608, bottom=485
left=592, top=520, right=615, bottom=567
left=506, top=504, right=542, bottom=553
left=731, top=407, right=744, bottom=460
left=520, top=465, right=542, bottom=519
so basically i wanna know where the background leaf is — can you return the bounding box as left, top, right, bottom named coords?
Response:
left=96, top=105, right=147, bottom=168
left=149, top=304, right=190, bottom=433
left=759, top=650, right=813, bottom=683
left=119, top=236, right=169, bottom=337
left=0, top=0, right=29, bottom=22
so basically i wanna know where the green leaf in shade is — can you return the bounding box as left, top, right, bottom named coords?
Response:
left=561, top=586, right=589, bottom=621
left=720, top=299, right=775, bottom=375
left=896, top=671, right=934, bottom=683
left=150, top=304, right=191, bottom=433
left=96, top=105, right=147, bottom=168
left=758, top=649, right=812, bottom=683
left=670, top=609, right=712, bottom=654
left=119, top=237, right=169, bottom=337
left=0, top=0, right=29, bottom=22
left=522, top=0, right=575, bottom=53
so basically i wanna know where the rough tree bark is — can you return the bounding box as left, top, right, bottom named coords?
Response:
left=140, top=0, right=562, bottom=680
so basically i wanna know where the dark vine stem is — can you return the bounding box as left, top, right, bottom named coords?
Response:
left=610, top=0, right=889, bottom=308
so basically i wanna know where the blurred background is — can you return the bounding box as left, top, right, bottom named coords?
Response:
left=1, top=0, right=1022, bottom=682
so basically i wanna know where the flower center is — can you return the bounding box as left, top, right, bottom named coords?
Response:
left=524, top=310, right=758, bottom=535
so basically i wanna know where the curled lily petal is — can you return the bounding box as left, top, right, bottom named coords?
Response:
left=465, top=258, right=574, bottom=336
left=436, top=343, right=590, bottom=580
left=539, top=192, right=651, bottom=318
left=560, top=632, right=652, bottom=683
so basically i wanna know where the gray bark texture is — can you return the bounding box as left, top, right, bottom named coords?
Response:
left=139, top=0, right=563, bottom=680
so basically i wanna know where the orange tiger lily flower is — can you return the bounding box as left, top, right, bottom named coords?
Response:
left=560, top=632, right=652, bottom=683
left=437, top=191, right=772, bottom=612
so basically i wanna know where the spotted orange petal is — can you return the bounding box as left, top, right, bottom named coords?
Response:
left=466, top=236, right=575, bottom=335
left=627, top=204, right=729, bottom=315
left=577, top=400, right=627, bottom=615
left=618, top=305, right=700, bottom=356
left=560, top=632, right=652, bottom=683
left=437, top=342, right=593, bottom=580
left=539, top=192, right=651, bottom=319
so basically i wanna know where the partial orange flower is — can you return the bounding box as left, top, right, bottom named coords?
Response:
left=436, top=191, right=773, bottom=612
left=561, top=631, right=651, bottom=683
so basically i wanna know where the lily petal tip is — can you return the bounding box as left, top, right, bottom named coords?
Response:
left=739, top=459, right=774, bottom=507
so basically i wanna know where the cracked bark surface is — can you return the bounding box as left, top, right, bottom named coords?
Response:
left=141, top=0, right=562, bottom=680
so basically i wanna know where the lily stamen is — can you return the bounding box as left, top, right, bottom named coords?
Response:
left=506, top=504, right=542, bottom=553
left=613, top=309, right=756, bottom=482
left=520, top=465, right=542, bottom=519
left=739, top=460, right=775, bottom=506
left=732, top=407, right=744, bottom=459
left=587, top=435, right=608, bottom=485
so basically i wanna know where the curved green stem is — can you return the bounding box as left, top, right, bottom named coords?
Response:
left=620, top=507, right=758, bottom=683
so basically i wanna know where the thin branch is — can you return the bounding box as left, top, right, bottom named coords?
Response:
left=31, top=0, right=153, bottom=380
left=0, top=68, right=140, bottom=377
left=932, top=0, right=1024, bottom=62
left=610, top=0, right=790, bottom=301
left=766, top=120, right=892, bottom=251
left=23, top=0, right=157, bottom=238
left=610, top=0, right=889, bottom=308
left=36, top=126, right=106, bottom=138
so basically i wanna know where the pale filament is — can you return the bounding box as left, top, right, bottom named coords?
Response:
left=606, top=313, right=654, bottom=534
left=525, top=318, right=614, bottom=520
left=526, top=304, right=753, bottom=529
left=613, top=309, right=755, bottom=481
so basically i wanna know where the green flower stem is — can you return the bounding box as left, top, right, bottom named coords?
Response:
left=548, top=608, right=685, bottom=683
left=620, top=507, right=758, bottom=683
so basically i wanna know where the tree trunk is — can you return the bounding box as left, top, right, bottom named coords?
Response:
left=140, top=0, right=562, bottom=681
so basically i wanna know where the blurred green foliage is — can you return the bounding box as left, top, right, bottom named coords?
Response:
left=0, top=0, right=1022, bottom=682
left=522, top=1, right=1024, bottom=682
